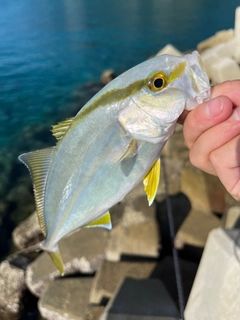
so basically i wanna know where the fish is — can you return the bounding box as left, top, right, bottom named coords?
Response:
left=18, top=51, right=210, bottom=275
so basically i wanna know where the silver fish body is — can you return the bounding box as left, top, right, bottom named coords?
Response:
left=19, top=51, right=210, bottom=274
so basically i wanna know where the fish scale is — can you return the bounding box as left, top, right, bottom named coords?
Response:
left=18, top=51, right=210, bottom=274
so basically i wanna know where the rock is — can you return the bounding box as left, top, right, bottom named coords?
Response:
left=181, top=163, right=226, bottom=213
left=209, top=57, right=240, bottom=84
left=26, top=228, right=108, bottom=297
left=89, top=260, right=156, bottom=304
left=0, top=261, right=26, bottom=320
left=156, top=44, right=182, bottom=56
left=106, top=194, right=160, bottom=261
left=224, top=206, right=240, bottom=229
left=234, top=6, right=240, bottom=63
left=175, top=209, right=221, bottom=249
left=197, top=29, right=234, bottom=52
left=100, top=278, right=180, bottom=319
left=85, top=305, right=105, bottom=320
left=12, top=211, right=43, bottom=250
left=101, top=69, right=115, bottom=85
left=38, top=277, right=93, bottom=320
left=185, top=228, right=240, bottom=320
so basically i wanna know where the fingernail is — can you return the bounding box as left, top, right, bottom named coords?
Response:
left=206, top=97, right=223, bottom=118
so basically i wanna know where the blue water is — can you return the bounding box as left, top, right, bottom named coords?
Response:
left=0, top=0, right=239, bottom=147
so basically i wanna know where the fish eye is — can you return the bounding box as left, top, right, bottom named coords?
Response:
left=148, top=72, right=167, bottom=92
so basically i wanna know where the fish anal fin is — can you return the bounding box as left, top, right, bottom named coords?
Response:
left=117, top=139, right=137, bottom=164
left=48, top=245, right=64, bottom=275
left=18, top=147, right=56, bottom=236
left=143, top=158, right=161, bottom=206
left=51, top=118, right=74, bottom=141
left=85, top=211, right=112, bottom=230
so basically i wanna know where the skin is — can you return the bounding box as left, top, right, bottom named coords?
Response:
left=178, top=80, right=240, bottom=201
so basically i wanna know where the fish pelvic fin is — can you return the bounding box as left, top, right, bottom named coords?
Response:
left=84, top=211, right=112, bottom=230
left=48, top=245, right=64, bottom=276
left=143, top=158, right=161, bottom=206
left=18, top=147, right=56, bottom=236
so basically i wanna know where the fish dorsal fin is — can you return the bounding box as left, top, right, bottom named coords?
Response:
left=18, top=147, right=56, bottom=235
left=51, top=118, right=74, bottom=141
left=143, top=158, right=161, bottom=206
left=84, top=211, right=112, bottom=230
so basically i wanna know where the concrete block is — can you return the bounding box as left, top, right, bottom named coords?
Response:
left=106, top=195, right=160, bottom=261
left=100, top=278, right=180, bottom=320
left=85, top=305, right=105, bottom=320
left=12, top=211, right=43, bottom=249
left=89, top=260, right=156, bottom=304
left=234, top=7, right=240, bottom=63
left=201, top=39, right=236, bottom=79
left=181, top=163, right=226, bottom=213
left=156, top=44, right=182, bottom=56
left=210, top=57, right=240, bottom=84
left=185, top=228, right=240, bottom=320
left=0, top=261, right=26, bottom=320
left=38, top=277, right=93, bottom=320
left=26, top=228, right=108, bottom=297
left=197, top=29, right=234, bottom=52
left=175, top=209, right=221, bottom=249
left=224, top=206, right=240, bottom=229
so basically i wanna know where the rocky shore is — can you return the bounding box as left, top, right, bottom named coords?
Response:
left=0, top=6, right=240, bottom=320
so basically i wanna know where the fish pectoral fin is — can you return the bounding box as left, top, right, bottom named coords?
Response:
left=48, top=245, right=64, bottom=276
left=51, top=117, right=74, bottom=141
left=143, top=158, right=161, bottom=206
left=84, top=211, right=112, bottom=230
left=116, top=139, right=137, bottom=164
left=18, top=147, right=56, bottom=236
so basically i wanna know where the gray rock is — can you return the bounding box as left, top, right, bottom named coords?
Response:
left=106, top=194, right=160, bottom=261
left=12, top=211, right=43, bottom=249
left=181, top=163, right=226, bottom=214
left=89, top=260, right=156, bottom=304
left=185, top=228, right=240, bottom=320
left=101, top=69, right=115, bottom=85
left=26, top=228, right=108, bottom=297
left=175, top=208, right=221, bottom=249
left=100, top=278, right=180, bottom=320
left=224, top=206, right=240, bottom=229
left=85, top=305, right=105, bottom=320
left=38, top=277, right=93, bottom=320
left=0, top=261, right=26, bottom=320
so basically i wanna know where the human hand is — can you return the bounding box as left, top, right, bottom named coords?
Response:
left=178, top=80, right=240, bottom=201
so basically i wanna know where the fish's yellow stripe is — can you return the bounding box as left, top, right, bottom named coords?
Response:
left=168, top=62, right=186, bottom=83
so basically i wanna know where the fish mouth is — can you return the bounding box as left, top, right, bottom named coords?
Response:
left=184, top=51, right=211, bottom=110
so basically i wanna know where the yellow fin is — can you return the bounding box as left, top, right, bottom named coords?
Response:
left=143, top=158, right=160, bottom=206
left=117, top=139, right=137, bottom=164
left=48, top=245, right=64, bottom=275
left=18, top=147, right=55, bottom=236
left=85, top=212, right=112, bottom=230
left=51, top=118, right=74, bottom=141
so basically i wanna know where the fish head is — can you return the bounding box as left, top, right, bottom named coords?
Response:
left=118, top=51, right=210, bottom=143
